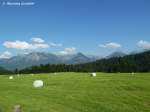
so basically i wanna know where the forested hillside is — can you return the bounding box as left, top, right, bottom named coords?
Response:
left=0, top=67, right=12, bottom=75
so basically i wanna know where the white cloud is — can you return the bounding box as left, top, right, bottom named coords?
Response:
left=137, top=40, right=150, bottom=50
left=31, top=38, right=45, bottom=43
left=99, top=42, right=121, bottom=49
left=3, top=41, right=33, bottom=50
left=3, top=38, right=62, bottom=51
left=3, top=40, right=49, bottom=50
left=49, top=42, right=63, bottom=47
left=0, top=51, right=13, bottom=59
left=59, top=47, right=76, bottom=55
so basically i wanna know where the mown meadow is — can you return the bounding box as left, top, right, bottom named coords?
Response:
left=0, top=72, right=150, bottom=112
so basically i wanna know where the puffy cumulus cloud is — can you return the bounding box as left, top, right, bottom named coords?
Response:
left=31, top=37, right=45, bottom=43
left=59, top=47, right=76, bottom=55
left=3, top=40, right=49, bottom=50
left=99, top=42, right=121, bottom=49
left=49, top=42, right=63, bottom=47
left=3, top=41, right=33, bottom=50
left=137, top=40, right=150, bottom=50
left=3, top=37, right=63, bottom=50
left=0, top=51, right=13, bottom=59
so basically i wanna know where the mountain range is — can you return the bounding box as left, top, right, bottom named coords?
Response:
left=0, top=51, right=132, bottom=70
left=0, top=52, right=99, bottom=70
left=18, top=50, right=150, bottom=74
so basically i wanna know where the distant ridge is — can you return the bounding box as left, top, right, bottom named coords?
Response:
left=0, top=52, right=95, bottom=70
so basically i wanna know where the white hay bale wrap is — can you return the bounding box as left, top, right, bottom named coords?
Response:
left=9, top=76, right=13, bottom=80
left=132, top=72, right=135, bottom=75
left=91, top=73, right=96, bottom=77
left=33, top=80, right=43, bottom=88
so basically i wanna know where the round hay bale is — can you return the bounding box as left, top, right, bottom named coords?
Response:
left=91, top=73, right=96, bottom=77
left=131, top=72, right=135, bottom=75
left=9, top=76, right=14, bottom=80
left=33, top=80, right=43, bottom=88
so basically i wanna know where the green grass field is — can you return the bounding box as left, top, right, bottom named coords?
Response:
left=0, top=72, right=150, bottom=112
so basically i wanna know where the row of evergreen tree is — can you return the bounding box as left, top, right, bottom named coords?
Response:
left=17, top=50, right=150, bottom=74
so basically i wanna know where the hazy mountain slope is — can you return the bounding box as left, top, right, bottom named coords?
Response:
left=0, top=52, right=61, bottom=70
left=0, top=52, right=94, bottom=70
left=65, top=53, right=92, bottom=64
left=106, top=51, right=126, bottom=58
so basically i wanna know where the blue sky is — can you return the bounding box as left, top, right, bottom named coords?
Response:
left=0, top=0, right=150, bottom=58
